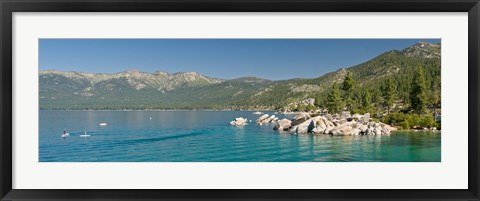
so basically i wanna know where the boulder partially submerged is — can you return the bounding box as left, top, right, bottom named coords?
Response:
left=273, top=118, right=292, bottom=131
left=230, top=117, right=248, bottom=126
left=256, top=114, right=278, bottom=124
left=291, top=112, right=311, bottom=126
left=256, top=114, right=269, bottom=123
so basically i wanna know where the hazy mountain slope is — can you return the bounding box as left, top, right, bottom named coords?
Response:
left=39, top=70, right=272, bottom=109
left=40, top=70, right=222, bottom=109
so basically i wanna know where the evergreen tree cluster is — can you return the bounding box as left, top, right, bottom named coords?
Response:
left=318, top=63, right=440, bottom=130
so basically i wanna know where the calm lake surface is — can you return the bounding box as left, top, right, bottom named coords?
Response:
left=39, top=111, right=441, bottom=162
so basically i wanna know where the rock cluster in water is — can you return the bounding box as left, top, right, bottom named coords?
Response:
left=274, top=112, right=396, bottom=135
left=255, top=114, right=279, bottom=125
left=229, top=117, right=248, bottom=126
left=230, top=111, right=396, bottom=136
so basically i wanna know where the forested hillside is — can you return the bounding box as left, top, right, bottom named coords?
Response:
left=234, top=42, right=440, bottom=113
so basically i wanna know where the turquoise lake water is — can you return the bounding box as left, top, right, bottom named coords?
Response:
left=39, top=110, right=441, bottom=162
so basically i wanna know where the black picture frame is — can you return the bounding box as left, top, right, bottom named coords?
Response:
left=1, top=0, right=479, bottom=200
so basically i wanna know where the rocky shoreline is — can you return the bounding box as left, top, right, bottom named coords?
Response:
left=230, top=111, right=397, bottom=136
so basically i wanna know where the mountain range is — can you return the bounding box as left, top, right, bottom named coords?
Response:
left=39, top=41, right=441, bottom=110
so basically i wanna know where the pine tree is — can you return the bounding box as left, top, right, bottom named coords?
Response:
left=363, top=91, right=372, bottom=113
left=410, top=66, right=428, bottom=114
left=430, top=83, right=441, bottom=117
left=342, top=72, right=355, bottom=111
left=383, top=78, right=396, bottom=114
left=327, top=83, right=344, bottom=114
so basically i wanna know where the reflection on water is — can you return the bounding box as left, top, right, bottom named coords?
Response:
left=39, top=111, right=441, bottom=162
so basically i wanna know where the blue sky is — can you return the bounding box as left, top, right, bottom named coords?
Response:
left=39, top=39, right=440, bottom=80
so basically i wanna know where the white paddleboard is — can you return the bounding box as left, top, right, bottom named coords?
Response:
left=80, top=131, right=90, bottom=137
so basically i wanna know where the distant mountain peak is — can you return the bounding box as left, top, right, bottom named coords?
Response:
left=40, top=69, right=71, bottom=74
left=174, top=71, right=199, bottom=76
left=116, top=69, right=147, bottom=76
left=402, top=41, right=441, bottom=59
left=40, top=69, right=224, bottom=93
left=410, top=41, right=441, bottom=49
left=153, top=70, right=169, bottom=76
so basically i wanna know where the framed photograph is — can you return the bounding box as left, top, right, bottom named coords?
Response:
left=1, top=0, right=479, bottom=200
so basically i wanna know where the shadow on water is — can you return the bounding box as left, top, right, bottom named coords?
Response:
left=107, top=131, right=207, bottom=146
